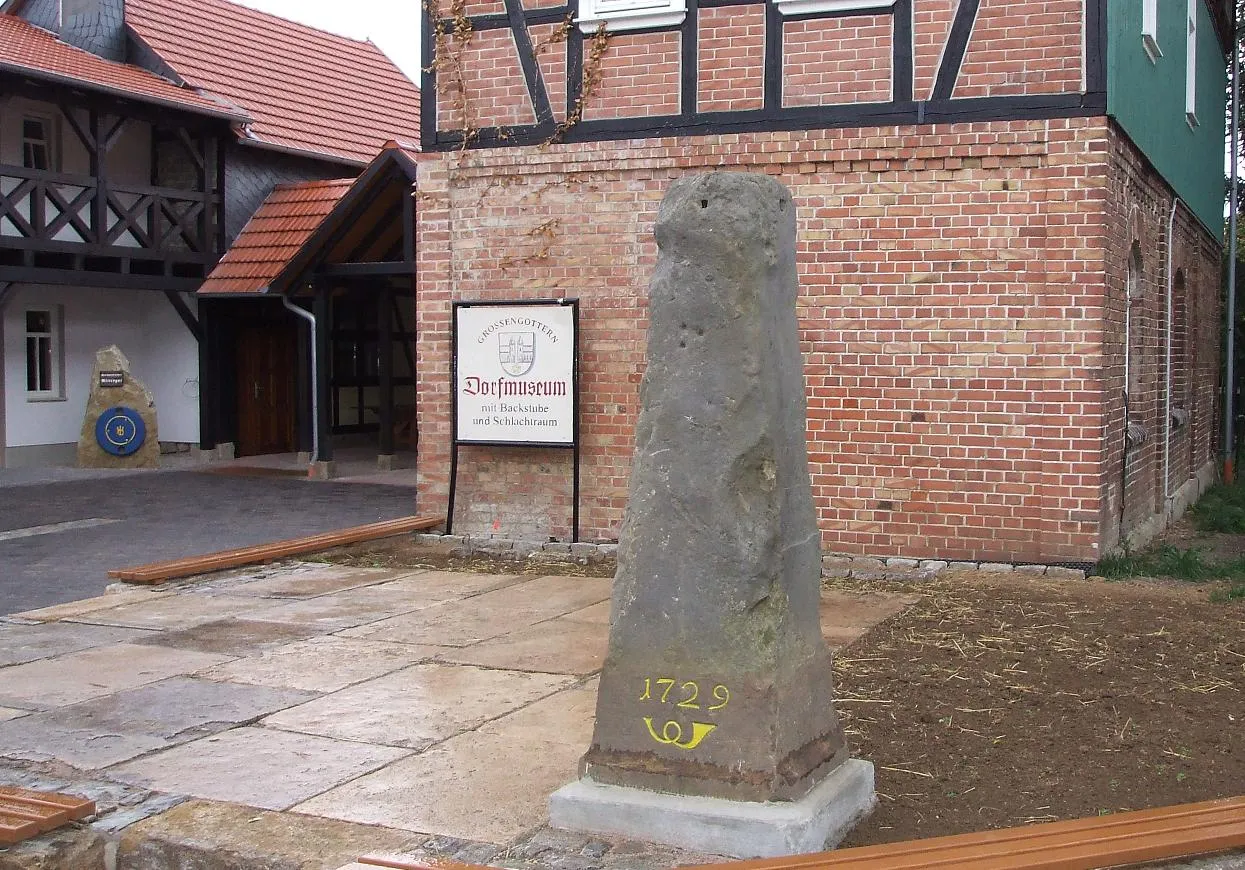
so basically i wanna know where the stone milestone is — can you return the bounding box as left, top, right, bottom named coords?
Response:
left=77, top=345, right=160, bottom=469
left=552, top=173, right=874, bottom=857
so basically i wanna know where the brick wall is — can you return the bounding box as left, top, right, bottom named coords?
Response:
left=413, top=116, right=1221, bottom=564
left=430, top=1, right=1088, bottom=130
left=1100, top=124, right=1223, bottom=550
left=955, top=0, right=1085, bottom=98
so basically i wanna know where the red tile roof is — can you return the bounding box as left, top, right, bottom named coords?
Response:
left=126, top=0, right=421, bottom=166
left=197, top=179, right=352, bottom=295
left=0, top=14, right=248, bottom=122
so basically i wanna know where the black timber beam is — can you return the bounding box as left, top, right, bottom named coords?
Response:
left=163, top=290, right=203, bottom=341
left=318, top=261, right=416, bottom=278
left=0, top=266, right=203, bottom=291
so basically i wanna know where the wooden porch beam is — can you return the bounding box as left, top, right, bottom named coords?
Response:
left=317, top=261, right=415, bottom=278
left=163, top=290, right=203, bottom=342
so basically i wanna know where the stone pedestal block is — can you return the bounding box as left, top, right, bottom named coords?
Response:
left=554, top=173, right=873, bottom=857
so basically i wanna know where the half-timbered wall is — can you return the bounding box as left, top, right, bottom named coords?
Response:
left=421, top=0, right=1100, bottom=149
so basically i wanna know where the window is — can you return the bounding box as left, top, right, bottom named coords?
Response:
left=1185, top=0, right=1198, bottom=126
left=25, top=308, right=63, bottom=399
left=772, top=0, right=895, bottom=17
left=1142, top=0, right=1161, bottom=62
left=576, top=0, right=685, bottom=32
left=21, top=116, right=53, bottom=171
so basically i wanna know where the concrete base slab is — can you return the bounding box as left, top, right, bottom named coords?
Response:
left=549, top=758, right=876, bottom=859
left=311, top=460, right=336, bottom=480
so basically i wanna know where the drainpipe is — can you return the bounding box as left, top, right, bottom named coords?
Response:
left=1165, top=197, right=1182, bottom=504
left=1227, top=28, right=1240, bottom=483
left=280, top=293, right=319, bottom=466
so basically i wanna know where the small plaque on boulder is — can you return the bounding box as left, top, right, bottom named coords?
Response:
left=99, top=371, right=125, bottom=388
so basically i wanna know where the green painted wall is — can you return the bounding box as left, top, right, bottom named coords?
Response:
left=1107, top=0, right=1227, bottom=234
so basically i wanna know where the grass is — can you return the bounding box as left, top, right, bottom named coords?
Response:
left=1190, top=479, right=1245, bottom=534
left=1096, top=545, right=1245, bottom=583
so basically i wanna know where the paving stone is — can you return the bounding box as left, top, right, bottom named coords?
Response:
left=246, top=584, right=433, bottom=631
left=116, top=799, right=427, bottom=869
left=0, top=621, right=153, bottom=667
left=199, top=636, right=440, bottom=693
left=134, top=618, right=327, bottom=656
left=563, top=601, right=611, bottom=625
left=436, top=616, right=608, bottom=676
left=108, top=727, right=409, bottom=810
left=294, top=681, right=597, bottom=844
left=90, top=792, right=188, bottom=834
left=0, top=644, right=232, bottom=708
left=71, top=594, right=263, bottom=631
left=819, top=590, right=919, bottom=650
left=0, top=708, right=26, bottom=722
left=0, top=677, right=316, bottom=769
left=353, top=575, right=612, bottom=647
left=1047, top=566, right=1088, bottom=581
left=264, top=662, right=574, bottom=749
left=12, top=587, right=158, bottom=623
left=197, top=562, right=421, bottom=599
left=375, top=569, right=526, bottom=603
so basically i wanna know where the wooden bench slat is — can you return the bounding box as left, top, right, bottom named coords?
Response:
left=108, top=514, right=443, bottom=584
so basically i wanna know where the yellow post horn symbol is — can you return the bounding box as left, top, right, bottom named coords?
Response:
left=643, top=717, right=717, bottom=750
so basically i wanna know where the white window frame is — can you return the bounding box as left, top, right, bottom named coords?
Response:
left=771, top=0, right=895, bottom=17
left=1185, top=0, right=1198, bottom=126
left=24, top=307, right=64, bottom=401
left=1142, top=0, right=1161, bottom=62
left=21, top=113, right=57, bottom=172
left=576, top=0, right=686, bottom=33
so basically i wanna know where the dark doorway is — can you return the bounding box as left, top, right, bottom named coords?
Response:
left=235, top=321, right=298, bottom=456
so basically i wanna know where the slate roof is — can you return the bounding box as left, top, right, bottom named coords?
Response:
left=197, top=179, right=353, bottom=295
left=126, top=0, right=421, bottom=166
left=0, top=13, right=248, bottom=122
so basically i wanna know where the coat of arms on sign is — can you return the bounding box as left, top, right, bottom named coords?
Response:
left=499, top=332, right=536, bottom=376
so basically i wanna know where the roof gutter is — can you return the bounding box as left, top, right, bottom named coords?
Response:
left=0, top=60, right=251, bottom=124
left=278, top=290, right=321, bottom=469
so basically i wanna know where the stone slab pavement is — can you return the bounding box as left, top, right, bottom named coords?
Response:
left=0, top=561, right=920, bottom=870
left=0, top=469, right=420, bottom=615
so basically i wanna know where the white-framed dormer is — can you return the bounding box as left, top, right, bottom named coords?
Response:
left=771, top=0, right=895, bottom=17
left=1142, top=0, right=1162, bottom=62
left=576, top=0, right=686, bottom=33
left=1185, top=0, right=1198, bottom=127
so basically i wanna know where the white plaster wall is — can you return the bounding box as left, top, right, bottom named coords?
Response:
left=0, top=97, right=152, bottom=184
left=3, top=285, right=200, bottom=449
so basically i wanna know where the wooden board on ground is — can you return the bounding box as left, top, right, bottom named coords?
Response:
left=682, top=796, right=1245, bottom=869
left=0, top=788, right=95, bottom=845
left=108, top=515, right=443, bottom=585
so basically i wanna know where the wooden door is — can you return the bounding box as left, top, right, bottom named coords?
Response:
left=235, top=322, right=297, bottom=457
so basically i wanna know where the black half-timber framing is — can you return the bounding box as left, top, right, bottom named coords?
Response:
left=0, top=72, right=230, bottom=286
left=420, top=0, right=1110, bottom=150
left=163, top=289, right=203, bottom=341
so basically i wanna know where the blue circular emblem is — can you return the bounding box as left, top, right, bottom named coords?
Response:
left=95, top=407, right=146, bottom=457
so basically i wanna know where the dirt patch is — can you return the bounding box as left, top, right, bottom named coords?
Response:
left=834, top=570, right=1245, bottom=846
left=311, top=536, right=616, bottom=578
left=317, top=539, right=1245, bottom=846
left=1154, top=515, right=1245, bottom=563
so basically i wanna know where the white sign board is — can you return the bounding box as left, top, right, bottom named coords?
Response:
left=454, top=303, right=577, bottom=445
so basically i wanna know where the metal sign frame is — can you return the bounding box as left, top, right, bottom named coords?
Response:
left=447, top=298, right=581, bottom=541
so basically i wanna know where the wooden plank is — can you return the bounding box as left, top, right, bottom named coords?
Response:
left=0, top=787, right=95, bottom=821
left=109, top=515, right=443, bottom=585
left=0, top=788, right=95, bottom=846
left=681, top=796, right=1245, bottom=870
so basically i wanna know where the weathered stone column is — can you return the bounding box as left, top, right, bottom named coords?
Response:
left=551, top=173, right=874, bottom=858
